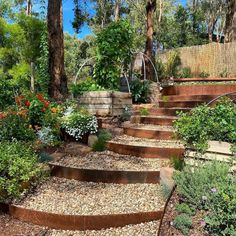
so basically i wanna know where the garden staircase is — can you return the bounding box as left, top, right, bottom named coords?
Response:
left=2, top=80, right=236, bottom=235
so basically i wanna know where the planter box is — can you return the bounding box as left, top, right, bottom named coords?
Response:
left=77, top=91, right=132, bottom=116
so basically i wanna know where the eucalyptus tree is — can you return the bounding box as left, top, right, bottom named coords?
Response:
left=225, top=0, right=236, bottom=42
left=47, top=0, right=68, bottom=99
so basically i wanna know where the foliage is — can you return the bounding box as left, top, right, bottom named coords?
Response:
left=140, top=107, right=150, bottom=116
left=130, top=79, right=151, bottom=103
left=92, top=129, right=112, bottom=152
left=170, top=156, right=185, bottom=171
left=219, top=68, right=231, bottom=78
left=178, top=67, right=193, bottom=78
left=61, top=106, right=98, bottom=141
left=174, top=161, right=236, bottom=236
left=0, top=141, right=45, bottom=201
left=199, top=71, right=210, bottom=78
left=94, top=20, right=134, bottom=90
left=174, top=99, right=236, bottom=152
left=173, top=213, right=192, bottom=235
left=118, top=106, right=133, bottom=122
left=157, top=51, right=181, bottom=80
left=71, top=77, right=105, bottom=96
left=175, top=203, right=195, bottom=216
left=0, top=110, right=36, bottom=142
left=0, top=78, right=15, bottom=110
left=37, top=25, right=50, bottom=94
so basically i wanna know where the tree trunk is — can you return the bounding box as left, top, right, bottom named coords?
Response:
left=115, top=0, right=120, bottom=21
left=144, top=0, right=156, bottom=81
left=47, top=0, right=68, bottom=100
left=26, top=0, right=32, bottom=16
left=225, top=0, right=236, bottom=42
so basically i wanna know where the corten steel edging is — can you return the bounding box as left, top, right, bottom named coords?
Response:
left=157, top=186, right=176, bottom=236
left=162, top=84, right=236, bottom=96
left=173, top=77, right=236, bottom=82
left=124, top=127, right=175, bottom=140
left=140, top=117, right=176, bottom=126
left=106, top=142, right=185, bottom=159
left=49, top=164, right=160, bottom=184
left=4, top=204, right=163, bottom=230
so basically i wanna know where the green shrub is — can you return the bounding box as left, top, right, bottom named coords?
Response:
left=0, top=142, right=46, bottom=201
left=175, top=203, right=195, bottom=216
left=140, top=107, right=150, bottom=116
left=157, top=51, right=181, bottom=80
left=70, top=77, right=105, bottom=97
left=173, top=213, right=192, bottom=235
left=173, top=161, right=230, bottom=209
left=130, top=79, right=151, bottom=103
left=174, top=99, right=236, bottom=152
left=0, top=79, right=15, bottom=110
left=0, top=112, right=36, bottom=142
left=118, top=106, right=133, bottom=122
left=178, top=67, right=193, bottom=78
left=170, top=156, right=185, bottom=171
left=199, top=71, right=210, bottom=78
left=92, top=129, right=112, bottom=152
left=174, top=161, right=236, bottom=236
left=94, top=20, right=134, bottom=90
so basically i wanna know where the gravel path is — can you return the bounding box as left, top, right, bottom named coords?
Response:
left=128, top=124, right=174, bottom=131
left=48, top=221, right=159, bottom=236
left=18, top=177, right=165, bottom=215
left=50, top=150, right=167, bottom=171
left=110, top=135, right=184, bottom=148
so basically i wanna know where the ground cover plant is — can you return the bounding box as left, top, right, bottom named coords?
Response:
left=173, top=161, right=236, bottom=236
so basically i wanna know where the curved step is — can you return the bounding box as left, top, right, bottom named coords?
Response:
left=159, top=100, right=205, bottom=108
left=49, top=164, right=160, bottom=184
left=160, top=94, right=229, bottom=102
left=134, top=108, right=191, bottom=116
left=107, top=136, right=184, bottom=159
left=162, top=84, right=236, bottom=96
left=11, top=178, right=164, bottom=230
left=49, top=151, right=163, bottom=184
left=124, top=125, right=175, bottom=140
left=139, top=116, right=177, bottom=126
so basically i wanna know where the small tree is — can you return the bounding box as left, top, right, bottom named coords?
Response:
left=93, top=20, right=134, bottom=90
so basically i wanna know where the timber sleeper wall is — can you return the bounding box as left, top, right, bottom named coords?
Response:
left=77, top=91, right=132, bottom=116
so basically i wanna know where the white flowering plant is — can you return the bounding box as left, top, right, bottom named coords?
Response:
left=61, top=109, right=98, bottom=141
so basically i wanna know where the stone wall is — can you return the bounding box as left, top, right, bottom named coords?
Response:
left=159, top=42, right=236, bottom=77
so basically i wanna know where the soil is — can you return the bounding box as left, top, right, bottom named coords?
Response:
left=158, top=190, right=208, bottom=236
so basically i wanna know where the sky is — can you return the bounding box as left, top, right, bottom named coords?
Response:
left=62, top=0, right=187, bottom=39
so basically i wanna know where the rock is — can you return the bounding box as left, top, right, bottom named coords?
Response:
left=160, top=167, right=175, bottom=191
left=50, top=152, right=65, bottom=162
left=64, top=142, right=92, bottom=156
left=88, top=135, right=98, bottom=148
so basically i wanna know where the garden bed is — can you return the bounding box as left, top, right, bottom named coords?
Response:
left=158, top=190, right=208, bottom=236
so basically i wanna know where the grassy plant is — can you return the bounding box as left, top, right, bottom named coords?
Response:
left=140, top=107, right=150, bottom=116
left=92, top=129, right=112, bottom=152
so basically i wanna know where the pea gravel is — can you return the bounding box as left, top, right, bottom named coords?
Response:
left=128, top=124, right=174, bottom=131
left=18, top=177, right=165, bottom=215
left=110, top=135, right=184, bottom=148
left=48, top=221, right=159, bottom=236
left=50, top=150, right=167, bottom=171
